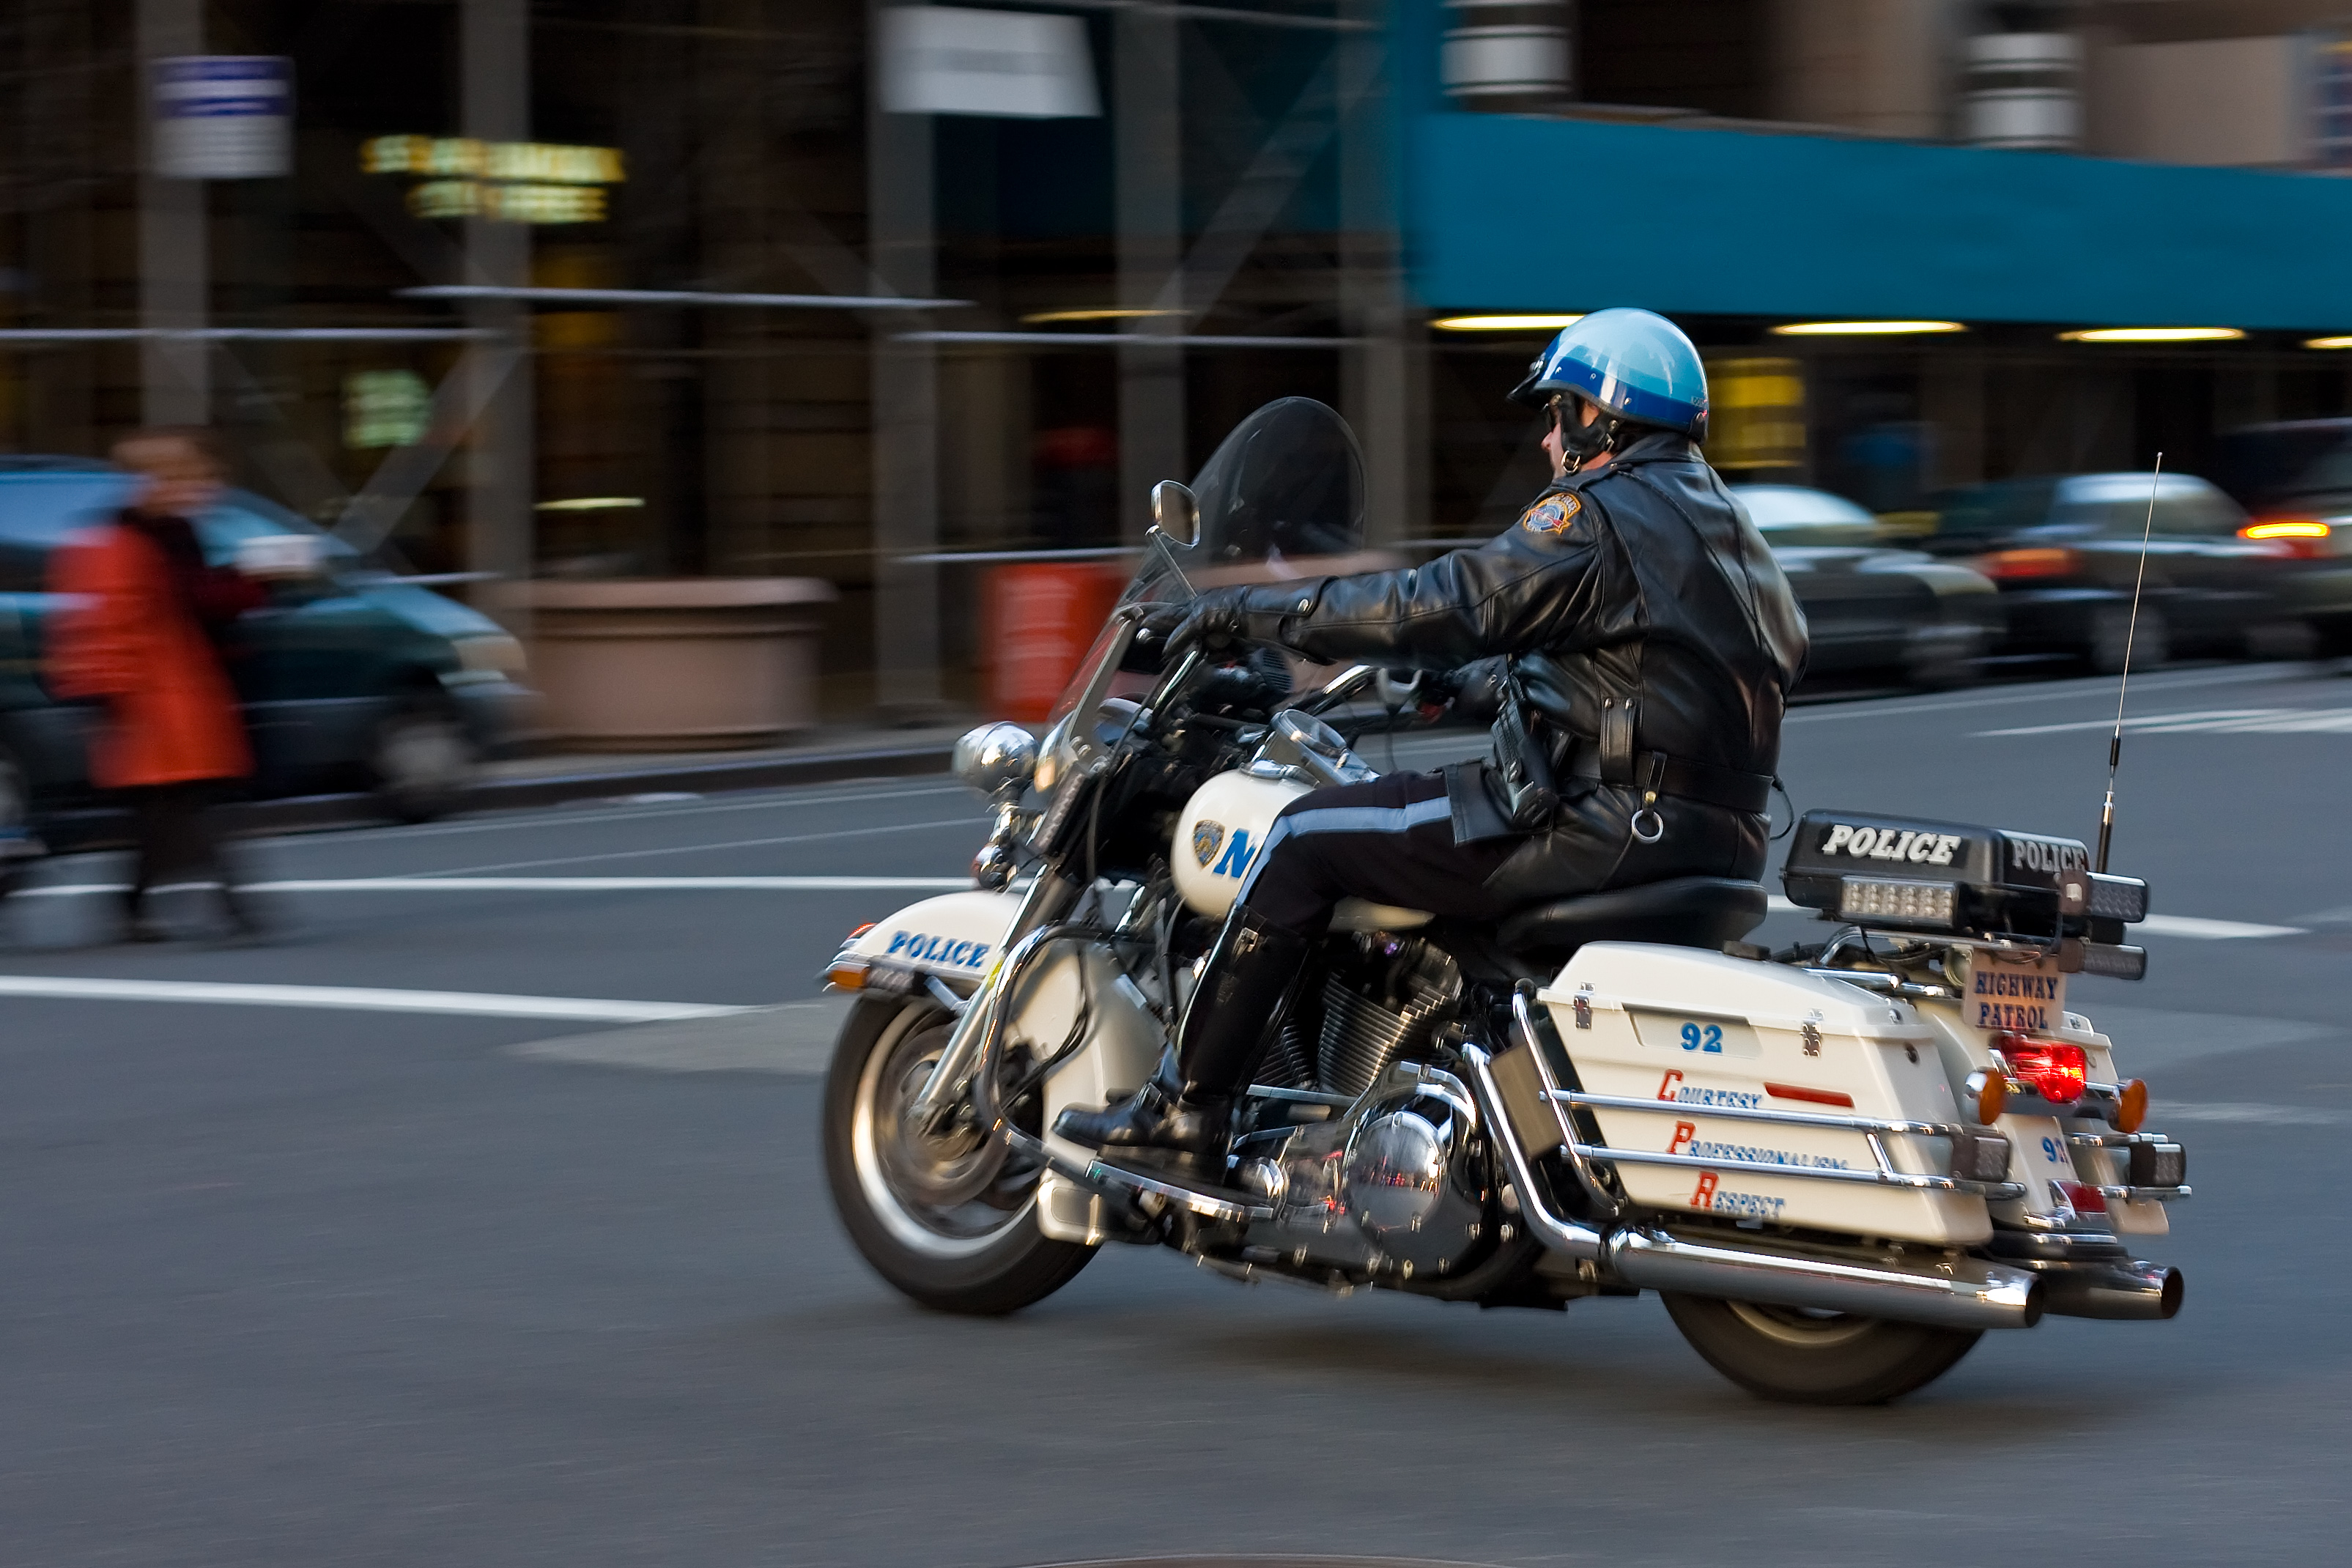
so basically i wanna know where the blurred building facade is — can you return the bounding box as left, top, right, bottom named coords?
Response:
left=8, top=0, right=2352, bottom=715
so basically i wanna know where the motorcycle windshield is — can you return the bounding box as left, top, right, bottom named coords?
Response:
left=1044, top=397, right=1367, bottom=732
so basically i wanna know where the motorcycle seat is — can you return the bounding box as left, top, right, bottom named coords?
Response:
left=1495, top=876, right=1769, bottom=959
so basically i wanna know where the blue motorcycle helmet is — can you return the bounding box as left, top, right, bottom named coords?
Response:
left=1509, top=308, right=1709, bottom=454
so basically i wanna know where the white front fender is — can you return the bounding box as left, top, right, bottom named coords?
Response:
left=827, top=888, right=1025, bottom=995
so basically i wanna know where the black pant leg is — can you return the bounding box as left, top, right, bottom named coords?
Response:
left=1235, top=772, right=1522, bottom=935
left=125, top=786, right=178, bottom=912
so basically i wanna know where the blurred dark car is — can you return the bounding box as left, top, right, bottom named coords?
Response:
left=2214, top=421, right=2352, bottom=655
left=1919, top=473, right=2352, bottom=669
left=0, top=458, right=536, bottom=844
left=2216, top=418, right=2352, bottom=516
left=1730, top=484, right=2001, bottom=689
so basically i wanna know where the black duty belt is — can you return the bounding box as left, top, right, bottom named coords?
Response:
left=1560, top=738, right=1774, bottom=816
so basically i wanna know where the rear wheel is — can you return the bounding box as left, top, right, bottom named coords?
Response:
left=371, top=697, right=478, bottom=822
left=822, top=994, right=1095, bottom=1314
left=2087, top=602, right=2167, bottom=676
left=0, top=741, right=35, bottom=896
left=1903, top=620, right=1985, bottom=690
left=1661, top=1292, right=1982, bottom=1405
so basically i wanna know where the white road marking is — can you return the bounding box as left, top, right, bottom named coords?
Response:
left=12, top=876, right=972, bottom=898
left=1978, top=707, right=2352, bottom=737
left=1765, top=895, right=2303, bottom=939
left=275, top=780, right=969, bottom=848
left=358, top=815, right=985, bottom=879
left=2137, top=914, right=2307, bottom=939
left=2155, top=1103, right=2352, bottom=1126
left=0, top=975, right=747, bottom=1021
left=1780, top=664, right=2293, bottom=725
left=509, top=997, right=852, bottom=1075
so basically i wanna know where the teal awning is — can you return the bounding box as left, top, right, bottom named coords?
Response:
left=1408, top=111, right=2352, bottom=331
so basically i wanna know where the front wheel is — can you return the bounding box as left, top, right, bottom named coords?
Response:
left=822, top=994, right=1095, bottom=1314
left=1661, top=1292, right=1982, bottom=1405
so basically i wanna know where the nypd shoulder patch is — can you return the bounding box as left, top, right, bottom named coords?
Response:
left=1520, top=492, right=1582, bottom=536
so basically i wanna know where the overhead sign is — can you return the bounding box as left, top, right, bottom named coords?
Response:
left=881, top=7, right=1100, bottom=119
left=1705, top=358, right=1805, bottom=472
left=360, top=136, right=626, bottom=225
left=153, top=56, right=292, bottom=179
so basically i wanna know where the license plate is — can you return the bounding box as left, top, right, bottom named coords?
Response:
left=1964, top=950, right=2068, bottom=1034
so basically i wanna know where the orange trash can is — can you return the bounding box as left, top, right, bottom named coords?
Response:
left=986, top=563, right=1128, bottom=722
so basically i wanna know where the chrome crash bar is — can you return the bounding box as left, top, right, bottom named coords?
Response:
left=1542, top=1089, right=2027, bottom=1200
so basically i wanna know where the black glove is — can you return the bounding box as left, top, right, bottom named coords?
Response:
left=1136, top=588, right=1251, bottom=659
left=1440, top=656, right=1509, bottom=722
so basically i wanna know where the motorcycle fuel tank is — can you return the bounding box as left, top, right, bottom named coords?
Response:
left=1171, top=769, right=1310, bottom=919
left=1545, top=943, right=1992, bottom=1246
left=1170, top=769, right=1434, bottom=931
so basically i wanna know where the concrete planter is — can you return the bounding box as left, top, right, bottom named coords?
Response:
left=506, top=579, right=838, bottom=752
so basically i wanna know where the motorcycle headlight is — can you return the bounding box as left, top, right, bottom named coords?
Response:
left=952, top=722, right=1038, bottom=796
left=1031, top=714, right=1073, bottom=796
left=454, top=634, right=528, bottom=677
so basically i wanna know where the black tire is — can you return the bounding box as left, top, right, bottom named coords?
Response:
left=822, top=994, right=1095, bottom=1314
left=2087, top=602, right=2167, bottom=677
left=1903, top=620, right=1985, bottom=691
left=0, top=740, right=34, bottom=898
left=1661, top=1292, right=1983, bottom=1405
left=2309, top=615, right=2352, bottom=662
left=371, top=696, right=479, bottom=823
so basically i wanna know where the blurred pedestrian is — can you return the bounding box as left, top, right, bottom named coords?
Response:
left=45, top=427, right=268, bottom=942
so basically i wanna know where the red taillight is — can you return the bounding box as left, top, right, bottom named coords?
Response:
left=2239, top=519, right=2334, bottom=559
left=1993, top=1035, right=2089, bottom=1104
left=846, top=921, right=877, bottom=939
left=1977, top=546, right=2080, bottom=580
left=2055, top=1179, right=2109, bottom=1214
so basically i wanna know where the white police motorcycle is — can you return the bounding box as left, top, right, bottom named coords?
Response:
left=820, top=399, right=2188, bottom=1405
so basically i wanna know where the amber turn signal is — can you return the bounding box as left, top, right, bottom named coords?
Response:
left=826, top=962, right=869, bottom=991
left=1964, top=1068, right=2008, bottom=1123
left=2115, top=1077, right=2149, bottom=1134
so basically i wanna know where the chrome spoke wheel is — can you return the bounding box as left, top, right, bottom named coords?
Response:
left=848, top=1003, right=1034, bottom=1259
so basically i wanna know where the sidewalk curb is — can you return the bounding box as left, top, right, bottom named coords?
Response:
left=225, top=740, right=958, bottom=837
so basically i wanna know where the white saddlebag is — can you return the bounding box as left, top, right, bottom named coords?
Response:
left=1545, top=944, right=1992, bottom=1246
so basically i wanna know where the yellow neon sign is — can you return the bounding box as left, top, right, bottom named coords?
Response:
left=361, top=136, right=624, bottom=225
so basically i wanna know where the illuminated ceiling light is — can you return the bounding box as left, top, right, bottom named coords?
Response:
left=1020, top=307, right=1187, bottom=325
left=2304, top=335, right=2352, bottom=350
left=534, top=497, right=646, bottom=511
left=1770, top=320, right=1967, bottom=336
left=2060, top=327, right=2245, bottom=343
left=1430, top=313, right=1584, bottom=333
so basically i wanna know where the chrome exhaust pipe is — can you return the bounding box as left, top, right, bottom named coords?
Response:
left=2041, top=1260, right=2183, bottom=1320
left=1604, top=1227, right=2046, bottom=1332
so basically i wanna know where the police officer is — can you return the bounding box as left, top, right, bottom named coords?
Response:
left=1057, top=308, right=1808, bottom=1173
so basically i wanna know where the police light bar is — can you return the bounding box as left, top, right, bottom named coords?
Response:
left=1837, top=876, right=1956, bottom=929
left=1782, top=810, right=2129, bottom=944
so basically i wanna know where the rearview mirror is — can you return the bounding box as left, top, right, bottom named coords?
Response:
left=1149, top=480, right=1199, bottom=550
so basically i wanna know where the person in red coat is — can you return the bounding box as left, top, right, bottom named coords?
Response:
left=48, top=428, right=268, bottom=941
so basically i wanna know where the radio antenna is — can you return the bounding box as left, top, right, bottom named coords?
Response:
left=2094, top=451, right=2162, bottom=874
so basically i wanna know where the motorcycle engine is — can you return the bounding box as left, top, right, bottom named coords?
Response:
left=1238, top=1069, right=1490, bottom=1281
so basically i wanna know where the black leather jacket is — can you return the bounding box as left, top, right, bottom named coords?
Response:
left=1212, top=431, right=1810, bottom=898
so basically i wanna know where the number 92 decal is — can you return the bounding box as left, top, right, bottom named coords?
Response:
left=1680, top=1021, right=1725, bottom=1054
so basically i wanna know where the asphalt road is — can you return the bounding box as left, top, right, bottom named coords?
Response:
left=5, top=661, right=2351, bottom=1567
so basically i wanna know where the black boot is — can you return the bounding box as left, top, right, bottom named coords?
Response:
left=1054, top=906, right=1312, bottom=1177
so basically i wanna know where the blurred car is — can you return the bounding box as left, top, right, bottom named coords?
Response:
left=0, top=457, right=535, bottom=843
left=1730, top=484, right=2001, bottom=689
left=1919, top=472, right=2352, bottom=669
left=2215, top=421, right=2352, bottom=657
